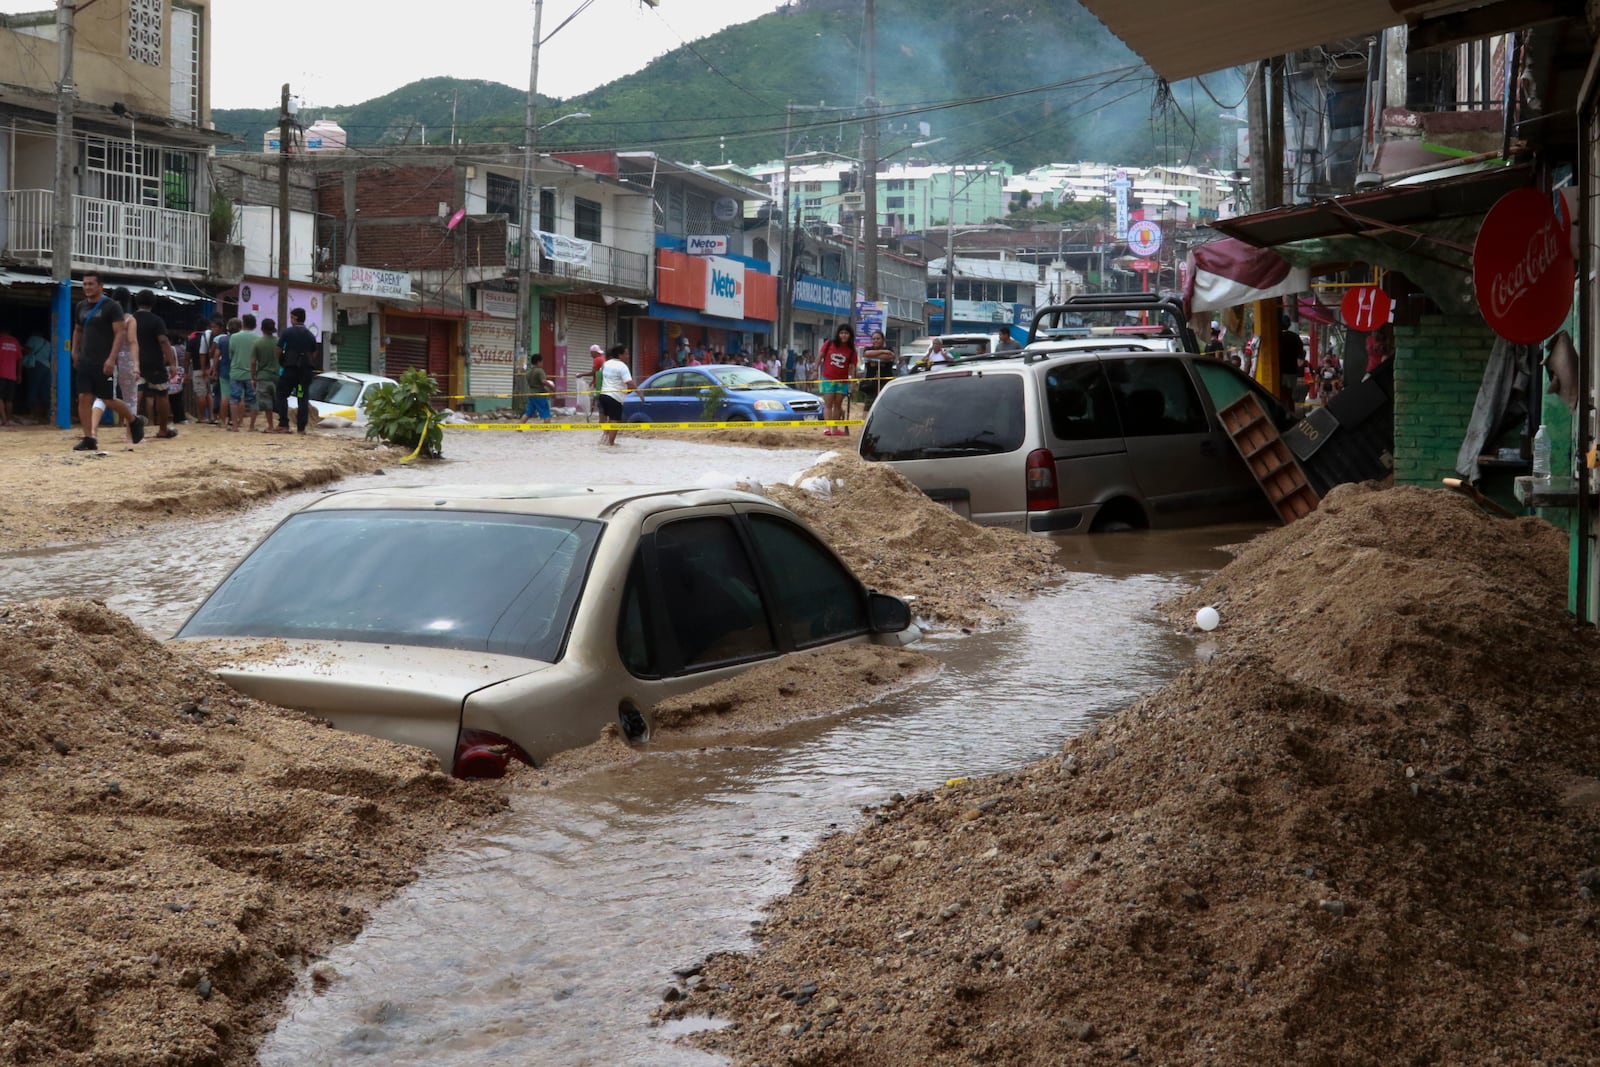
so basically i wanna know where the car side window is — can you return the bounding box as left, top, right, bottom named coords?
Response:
left=681, top=371, right=713, bottom=398
left=745, top=513, right=869, bottom=648
left=646, top=372, right=680, bottom=398
left=1103, top=357, right=1209, bottom=436
left=1044, top=361, right=1121, bottom=440
left=654, top=516, right=777, bottom=671
left=618, top=554, right=657, bottom=677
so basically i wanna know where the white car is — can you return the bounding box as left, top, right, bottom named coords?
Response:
left=173, top=484, right=919, bottom=777
left=286, top=371, right=398, bottom=425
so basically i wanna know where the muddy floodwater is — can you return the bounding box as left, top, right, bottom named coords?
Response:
left=0, top=431, right=1253, bottom=1066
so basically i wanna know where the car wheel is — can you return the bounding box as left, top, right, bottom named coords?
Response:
left=619, top=706, right=649, bottom=742
left=727, top=412, right=753, bottom=422
left=1090, top=498, right=1148, bottom=533
left=627, top=413, right=652, bottom=424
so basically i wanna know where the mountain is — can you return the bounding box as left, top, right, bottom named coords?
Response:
left=212, top=77, right=529, bottom=153
left=212, top=2, right=1241, bottom=171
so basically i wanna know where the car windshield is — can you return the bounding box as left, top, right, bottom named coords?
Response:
left=178, top=509, right=602, bottom=661
left=860, top=373, right=1026, bottom=460
left=308, top=377, right=363, bottom=406
left=712, top=368, right=784, bottom=390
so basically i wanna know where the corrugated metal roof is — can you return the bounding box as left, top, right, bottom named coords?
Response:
left=1075, top=0, right=1497, bottom=82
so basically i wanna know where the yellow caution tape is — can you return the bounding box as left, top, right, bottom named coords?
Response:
left=438, top=377, right=885, bottom=402
left=442, top=419, right=864, bottom=431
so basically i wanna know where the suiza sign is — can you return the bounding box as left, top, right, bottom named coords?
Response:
left=1472, top=188, right=1573, bottom=345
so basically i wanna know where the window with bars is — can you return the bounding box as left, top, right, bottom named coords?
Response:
left=487, top=173, right=521, bottom=223
left=539, top=188, right=556, bottom=233
left=83, top=137, right=200, bottom=212
left=574, top=197, right=602, bottom=242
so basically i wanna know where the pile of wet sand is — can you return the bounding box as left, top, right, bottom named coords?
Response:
left=0, top=599, right=505, bottom=1067
left=757, top=451, right=1061, bottom=629
left=664, top=483, right=1600, bottom=1066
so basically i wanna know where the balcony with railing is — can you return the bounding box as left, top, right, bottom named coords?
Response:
left=1, top=189, right=209, bottom=275
left=507, top=224, right=650, bottom=295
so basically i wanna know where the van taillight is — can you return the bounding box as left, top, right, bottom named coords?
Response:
left=453, top=729, right=533, bottom=779
left=1025, top=449, right=1058, bottom=511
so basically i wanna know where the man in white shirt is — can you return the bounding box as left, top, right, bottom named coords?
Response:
left=597, top=344, right=644, bottom=447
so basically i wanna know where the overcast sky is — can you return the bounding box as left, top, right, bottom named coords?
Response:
left=0, top=1, right=787, bottom=109
left=209, top=0, right=788, bottom=110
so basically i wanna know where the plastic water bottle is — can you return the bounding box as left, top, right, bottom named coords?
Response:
left=1532, top=424, right=1552, bottom=482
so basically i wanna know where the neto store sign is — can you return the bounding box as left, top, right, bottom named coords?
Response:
left=1473, top=187, right=1574, bottom=344
left=686, top=235, right=729, bottom=255
left=703, top=256, right=746, bottom=319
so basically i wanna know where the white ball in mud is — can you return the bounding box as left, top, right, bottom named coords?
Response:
left=1195, top=606, right=1220, bottom=632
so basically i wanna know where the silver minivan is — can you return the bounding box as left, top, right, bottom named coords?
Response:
left=858, top=345, right=1286, bottom=534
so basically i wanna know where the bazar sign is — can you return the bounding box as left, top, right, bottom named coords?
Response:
left=1473, top=187, right=1574, bottom=345
left=792, top=275, right=853, bottom=314
left=703, top=255, right=745, bottom=319
left=686, top=234, right=728, bottom=255
left=339, top=265, right=410, bottom=299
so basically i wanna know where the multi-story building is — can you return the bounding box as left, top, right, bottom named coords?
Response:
left=1, top=0, right=227, bottom=411
left=755, top=160, right=1011, bottom=236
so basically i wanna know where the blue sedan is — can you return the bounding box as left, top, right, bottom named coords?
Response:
left=621, top=364, right=824, bottom=423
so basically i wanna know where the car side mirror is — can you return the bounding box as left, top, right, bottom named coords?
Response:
left=866, top=591, right=912, bottom=633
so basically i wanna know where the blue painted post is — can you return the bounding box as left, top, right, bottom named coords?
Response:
left=52, top=280, right=72, bottom=429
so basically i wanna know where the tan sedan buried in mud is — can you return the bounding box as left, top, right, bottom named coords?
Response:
left=173, top=485, right=918, bottom=777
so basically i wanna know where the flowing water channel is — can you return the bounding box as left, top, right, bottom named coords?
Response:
left=0, top=432, right=1253, bottom=1066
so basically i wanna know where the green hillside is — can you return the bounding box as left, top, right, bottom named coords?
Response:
left=213, top=2, right=1241, bottom=171
left=212, top=77, right=530, bottom=153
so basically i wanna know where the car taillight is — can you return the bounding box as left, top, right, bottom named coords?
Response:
left=1025, top=448, right=1058, bottom=511
left=453, top=729, right=533, bottom=779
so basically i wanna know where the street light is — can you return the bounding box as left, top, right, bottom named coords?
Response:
left=539, top=111, right=590, bottom=133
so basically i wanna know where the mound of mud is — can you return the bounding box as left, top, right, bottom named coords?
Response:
left=665, top=485, right=1600, bottom=1066
left=0, top=599, right=505, bottom=1067
left=760, top=452, right=1061, bottom=628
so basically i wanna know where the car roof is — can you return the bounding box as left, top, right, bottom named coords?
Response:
left=316, top=371, right=395, bottom=384
left=296, top=483, right=777, bottom=521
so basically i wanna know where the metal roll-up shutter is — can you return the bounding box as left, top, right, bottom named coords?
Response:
left=386, top=334, right=428, bottom=377
left=561, top=299, right=607, bottom=408
left=564, top=299, right=606, bottom=358
left=335, top=311, right=371, bottom=373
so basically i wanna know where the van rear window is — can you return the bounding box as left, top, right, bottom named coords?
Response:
left=861, top=374, right=1025, bottom=461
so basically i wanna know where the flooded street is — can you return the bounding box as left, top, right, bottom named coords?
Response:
left=0, top=430, right=1252, bottom=1066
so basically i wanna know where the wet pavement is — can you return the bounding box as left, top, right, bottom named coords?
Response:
left=0, top=429, right=1255, bottom=1066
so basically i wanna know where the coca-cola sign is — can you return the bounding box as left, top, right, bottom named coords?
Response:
left=1473, top=187, right=1574, bottom=344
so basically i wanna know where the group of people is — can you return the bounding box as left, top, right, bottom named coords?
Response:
left=0, top=322, right=49, bottom=427
left=63, top=270, right=321, bottom=451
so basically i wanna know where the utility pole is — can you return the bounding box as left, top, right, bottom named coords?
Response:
left=1246, top=57, right=1286, bottom=396
left=49, top=0, right=76, bottom=428
left=780, top=105, right=795, bottom=357
left=861, top=0, right=880, bottom=304
left=277, top=84, right=293, bottom=335
left=513, top=0, right=545, bottom=371
left=945, top=169, right=956, bottom=333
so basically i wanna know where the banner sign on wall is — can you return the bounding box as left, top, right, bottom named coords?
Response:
left=854, top=299, right=886, bottom=343
left=339, top=265, right=410, bottom=300
left=477, top=290, right=517, bottom=319
left=703, top=256, right=746, bottom=319
left=538, top=231, right=593, bottom=267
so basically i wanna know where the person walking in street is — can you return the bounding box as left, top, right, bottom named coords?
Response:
left=213, top=318, right=237, bottom=430
left=522, top=353, right=552, bottom=424
left=818, top=323, right=857, bottom=435
left=0, top=323, right=21, bottom=427
left=251, top=318, right=284, bottom=433
left=110, top=287, right=138, bottom=421
left=22, top=327, right=50, bottom=421
left=277, top=307, right=319, bottom=434
left=597, top=344, right=643, bottom=447
left=70, top=272, right=143, bottom=451
left=129, top=290, right=178, bottom=440
left=227, top=314, right=261, bottom=431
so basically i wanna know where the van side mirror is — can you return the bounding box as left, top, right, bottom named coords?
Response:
left=866, top=591, right=912, bottom=633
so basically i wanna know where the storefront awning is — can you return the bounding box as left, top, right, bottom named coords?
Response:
left=1075, top=0, right=1554, bottom=83
left=1209, top=163, right=1531, bottom=249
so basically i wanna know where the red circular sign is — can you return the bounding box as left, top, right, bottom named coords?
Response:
left=1340, top=286, right=1391, bottom=331
left=1473, top=187, right=1574, bottom=344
